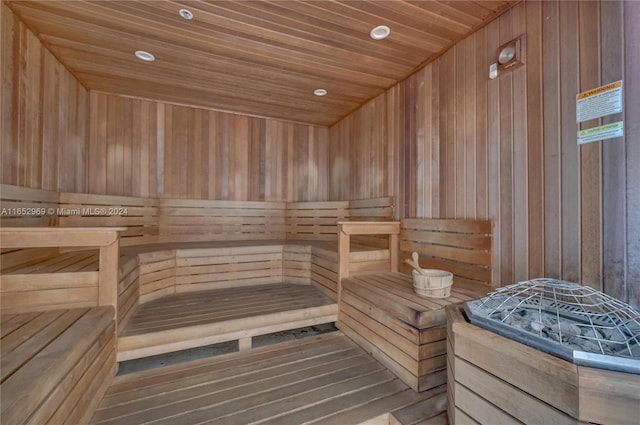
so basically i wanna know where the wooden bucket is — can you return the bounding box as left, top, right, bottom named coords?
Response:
left=412, top=269, right=453, bottom=298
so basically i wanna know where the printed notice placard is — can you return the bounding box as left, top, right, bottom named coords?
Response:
left=576, top=81, right=623, bottom=123
left=577, top=121, right=623, bottom=145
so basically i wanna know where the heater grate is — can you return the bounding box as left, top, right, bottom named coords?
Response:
left=465, top=278, right=640, bottom=374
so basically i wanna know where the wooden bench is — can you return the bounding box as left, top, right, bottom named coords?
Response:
left=0, top=227, right=123, bottom=425
left=1, top=184, right=395, bottom=362
left=336, top=218, right=494, bottom=392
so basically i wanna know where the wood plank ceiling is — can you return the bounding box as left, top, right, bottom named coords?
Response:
left=6, top=0, right=517, bottom=126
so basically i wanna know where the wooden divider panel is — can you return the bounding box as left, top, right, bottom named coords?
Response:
left=58, top=192, right=159, bottom=246
left=159, top=199, right=286, bottom=242
left=400, top=219, right=493, bottom=287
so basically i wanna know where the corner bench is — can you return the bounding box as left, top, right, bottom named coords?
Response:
left=336, top=218, right=494, bottom=392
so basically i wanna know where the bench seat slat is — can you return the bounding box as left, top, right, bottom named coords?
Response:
left=0, top=309, right=87, bottom=382
left=0, top=307, right=114, bottom=425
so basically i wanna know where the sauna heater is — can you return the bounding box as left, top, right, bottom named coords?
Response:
left=465, top=278, right=640, bottom=374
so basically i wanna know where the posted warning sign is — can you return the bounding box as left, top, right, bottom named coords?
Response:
left=576, top=81, right=623, bottom=123
left=577, top=121, right=623, bottom=145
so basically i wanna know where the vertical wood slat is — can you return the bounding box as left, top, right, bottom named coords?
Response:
left=600, top=0, right=626, bottom=302
left=624, top=1, right=640, bottom=309
left=85, top=94, right=330, bottom=203
left=578, top=1, right=602, bottom=290
left=559, top=0, right=581, bottom=283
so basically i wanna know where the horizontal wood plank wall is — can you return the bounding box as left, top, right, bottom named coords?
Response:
left=1, top=4, right=89, bottom=193
left=328, top=1, right=640, bottom=309
left=159, top=199, right=286, bottom=242
left=88, top=93, right=330, bottom=202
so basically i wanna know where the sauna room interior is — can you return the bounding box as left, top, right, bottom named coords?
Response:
left=1, top=1, right=639, bottom=424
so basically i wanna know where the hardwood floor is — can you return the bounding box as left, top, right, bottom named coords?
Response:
left=92, top=332, right=447, bottom=425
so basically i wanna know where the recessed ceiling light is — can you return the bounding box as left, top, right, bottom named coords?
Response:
left=314, top=88, right=327, bottom=96
left=134, top=50, right=155, bottom=62
left=179, top=8, right=193, bottom=20
left=370, top=25, right=391, bottom=40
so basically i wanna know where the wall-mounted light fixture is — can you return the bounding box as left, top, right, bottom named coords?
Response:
left=496, top=35, right=525, bottom=72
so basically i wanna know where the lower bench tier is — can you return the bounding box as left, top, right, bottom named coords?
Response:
left=1, top=307, right=116, bottom=425
left=118, top=283, right=338, bottom=361
left=338, top=272, right=488, bottom=392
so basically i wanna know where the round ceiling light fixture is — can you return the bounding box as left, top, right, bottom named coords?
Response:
left=134, top=50, right=155, bottom=62
left=313, top=88, right=327, bottom=96
left=179, top=8, right=193, bottom=20
left=370, top=25, right=391, bottom=40
left=498, top=45, right=516, bottom=64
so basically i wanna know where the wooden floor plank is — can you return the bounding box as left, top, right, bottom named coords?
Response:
left=104, top=348, right=366, bottom=421
left=92, top=333, right=443, bottom=425
left=104, top=333, right=351, bottom=401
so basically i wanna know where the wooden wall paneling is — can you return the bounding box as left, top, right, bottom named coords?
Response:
left=498, top=9, right=515, bottom=285
left=385, top=86, right=399, bottom=218
left=475, top=27, right=488, bottom=221
left=464, top=34, right=476, bottom=220
left=155, top=102, right=165, bottom=197
left=525, top=0, right=544, bottom=279
left=88, top=93, right=105, bottom=193
left=19, top=22, right=42, bottom=189
left=486, top=17, right=501, bottom=287
left=105, top=95, right=117, bottom=194
left=415, top=68, right=426, bottom=218
left=511, top=5, right=528, bottom=283
left=542, top=0, right=562, bottom=279
left=1, top=4, right=88, bottom=193
left=578, top=0, right=603, bottom=290
left=131, top=98, right=142, bottom=196
left=559, top=0, right=581, bottom=283
left=430, top=63, right=440, bottom=219
left=625, top=1, right=640, bottom=309
left=1, top=4, right=15, bottom=185
left=600, top=0, right=626, bottom=302
left=403, top=72, right=416, bottom=218
left=439, top=47, right=454, bottom=219
left=83, top=93, right=328, bottom=202
left=41, top=49, right=60, bottom=191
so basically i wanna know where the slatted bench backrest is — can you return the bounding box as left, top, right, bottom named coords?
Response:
left=158, top=198, right=287, bottom=242
left=400, top=218, right=494, bottom=287
left=1, top=184, right=395, bottom=247
left=285, top=201, right=349, bottom=241
left=58, top=192, right=159, bottom=246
